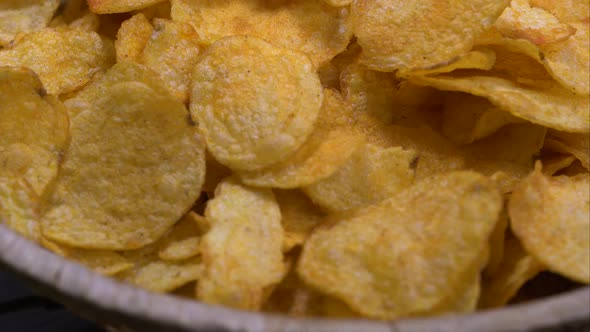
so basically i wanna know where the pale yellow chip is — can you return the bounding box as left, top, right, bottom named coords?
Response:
left=191, top=36, right=323, bottom=171
left=509, top=164, right=590, bottom=283
left=274, top=189, right=324, bottom=253
left=198, top=178, right=285, bottom=310
left=0, top=28, right=114, bottom=95
left=0, top=177, right=40, bottom=242
left=0, top=67, right=69, bottom=196
left=115, top=14, right=154, bottom=63
left=351, top=0, right=510, bottom=71
left=158, top=212, right=202, bottom=262
left=42, top=70, right=206, bottom=250
left=304, top=143, right=418, bottom=213
left=298, top=171, right=502, bottom=319
left=479, top=235, right=544, bottom=308
left=0, top=0, right=60, bottom=46
left=88, top=0, right=167, bottom=14
left=171, top=0, right=352, bottom=67
left=442, top=93, right=524, bottom=144
left=544, top=131, right=589, bottom=170
left=397, top=48, right=497, bottom=78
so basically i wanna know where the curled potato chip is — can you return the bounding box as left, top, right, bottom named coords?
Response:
left=158, top=212, right=202, bottom=262
left=42, top=71, right=206, bottom=250
left=171, top=0, right=352, bottom=67
left=198, top=178, right=285, bottom=310
left=304, top=143, right=418, bottom=212
left=351, top=0, right=510, bottom=71
left=191, top=36, right=323, bottom=171
left=88, top=0, right=166, bottom=14
left=274, top=189, right=324, bottom=252
left=397, top=48, right=497, bottom=78
left=298, top=172, right=502, bottom=319
left=0, top=0, right=60, bottom=46
left=442, top=93, right=524, bottom=144
left=479, top=236, right=544, bottom=308
left=541, top=155, right=577, bottom=176
left=544, top=131, right=589, bottom=170
left=0, top=28, right=114, bottom=95
left=0, top=177, right=40, bottom=242
left=509, top=166, right=590, bottom=283
left=140, top=19, right=201, bottom=103
left=115, top=14, right=154, bottom=63
left=0, top=67, right=69, bottom=196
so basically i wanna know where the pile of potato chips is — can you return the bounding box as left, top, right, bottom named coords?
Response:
left=1, top=0, right=588, bottom=321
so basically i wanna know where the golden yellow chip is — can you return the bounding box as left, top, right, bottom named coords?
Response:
left=191, top=36, right=323, bottom=171
left=115, top=14, right=154, bottom=63
left=42, top=73, right=206, bottom=250
left=158, top=212, right=202, bottom=262
left=397, top=48, right=497, bottom=78
left=69, top=11, right=100, bottom=32
left=0, top=177, right=40, bottom=242
left=509, top=165, right=590, bottom=283
left=298, top=171, right=502, bottom=319
left=541, top=155, right=577, bottom=176
left=428, top=273, right=481, bottom=315
left=484, top=206, right=509, bottom=277
left=198, top=178, right=285, bottom=310
left=0, top=67, right=69, bottom=196
left=479, top=235, right=544, bottom=308
left=88, top=0, right=167, bottom=14
left=0, top=0, right=60, bottom=46
left=304, top=143, right=418, bottom=212
left=140, top=19, right=201, bottom=103
left=0, top=28, right=114, bottom=95
left=171, top=0, right=352, bottom=67
left=325, top=0, right=352, bottom=6
left=544, top=131, right=589, bottom=170
left=351, top=0, right=510, bottom=71
left=274, top=189, right=324, bottom=253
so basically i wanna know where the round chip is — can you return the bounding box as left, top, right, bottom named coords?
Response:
left=191, top=36, right=323, bottom=171
left=509, top=165, right=590, bottom=283
left=42, top=78, right=206, bottom=250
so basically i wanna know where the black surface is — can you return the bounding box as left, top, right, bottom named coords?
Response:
left=0, top=269, right=105, bottom=332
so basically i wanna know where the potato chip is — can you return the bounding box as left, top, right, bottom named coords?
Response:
left=479, top=235, right=544, bottom=308
left=484, top=206, right=509, bottom=277
left=304, top=143, right=418, bottom=212
left=69, top=11, right=100, bottom=32
left=397, top=48, right=497, bottom=78
left=0, top=28, right=114, bottom=95
left=541, top=155, right=577, bottom=176
left=198, top=178, right=285, bottom=310
left=190, top=36, right=323, bottom=171
left=158, top=212, right=202, bottom=262
left=509, top=164, right=590, bottom=283
left=428, top=273, right=481, bottom=315
left=42, top=77, right=206, bottom=250
left=274, top=190, right=324, bottom=252
left=410, top=74, right=590, bottom=133
left=0, top=177, right=40, bottom=242
left=0, top=0, right=60, bottom=46
left=134, top=1, right=171, bottom=20
left=140, top=19, right=201, bottom=103
left=325, top=0, right=352, bottom=6
left=298, top=172, right=502, bottom=319
left=442, top=93, right=524, bottom=144
left=115, top=14, right=153, bottom=63
left=351, top=0, right=510, bottom=71
left=0, top=67, right=69, bottom=196
left=171, top=0, right=352, bottom=67
left=88, top=0, right=167, bottom=14
left=544, top=131, right=590, bottom=171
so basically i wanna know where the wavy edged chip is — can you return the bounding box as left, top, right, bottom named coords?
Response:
left=0, top=0, right=60, bottom=46
left=0, top=67, right=69, bottom=196
left=88, top=0, right=166, bottom=14
left=410, top=74, right=589, bottom=133
left=509, top=165, right=590, bottom=283
left=397, top=48, right=497, bottom=78
left=191, top=36, right=323, bottom=171
left=0, top=177, right=40, bottom=242
left=275, top=190, right=324, bottom=253
left=115, top=13, right=154, bottom=63
left=304, top=143, right=418, bottom=212
left=298, top=171, right=502, bottom=319
left=351, top=0, right=510, bottom=71
left=158, top=212, right=204, bottom=262
left=0, top=28, right=114, bottom=95
left=42, top=75, right=206, bottom=250
left=544, top=131, right=589, bottom=170
left=171, top=0, right=352, bottom=67
left=198, top=178, right=285, bottom=310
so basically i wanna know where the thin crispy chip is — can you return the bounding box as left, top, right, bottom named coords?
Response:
left=397, top=48, right=497, bottom=78
left=42, top=71, right=206, bottom=250
left=191, top=36, right=323, bottom=171
left=351, top=0, right=510, bottom=71
left=429, top=273, right=481, bottom=315
left=0, top=0, right=60, bottom=46
left=544, top=131, right=590, bottom=170
left=479, top=235, right=544, bottom=308
left=171, top=0, right=352, bottom=67
left=541, top=155, right=577, bottom=176
left=0, top=28, right=114, bottom=95
left=0, top=67, right=69, bottom=196
left=484, top=206, right=509, bottom=277
left=198, top=178, right=285, bottom=310
left=298, top=172, right=502, bottom=319
left=0, top=177, right=40, bottom=242
left=304, top=143, right=418, bottom=212
left=88, top=0, right=167, bottom=14
left=158, top=212, right=202, bottom=262
left=509, top=165, right=590, bottom=283
left=274, top=190, right=324, bottom=252
left=115, top=14, right=154, bottom=63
